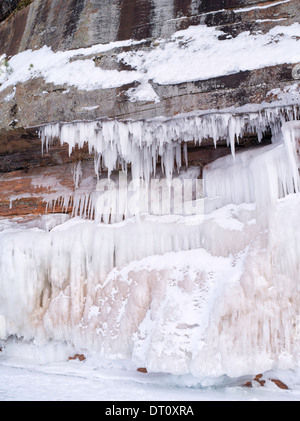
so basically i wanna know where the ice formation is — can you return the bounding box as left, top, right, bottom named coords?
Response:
left=1, top=109, right=300, bottom=379
left=39, top=105, right=299, bottom=179
left=204, top=133, right=300, bottom=210
left=37, top=105, right=299, bottom=221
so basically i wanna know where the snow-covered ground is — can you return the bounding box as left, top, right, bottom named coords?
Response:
left=1, top=356, right=300, bottom=401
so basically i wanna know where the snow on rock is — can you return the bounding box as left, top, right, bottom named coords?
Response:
left=1, top=23, right=300, bottom=103
left=118, top=23, right=300, bottom=86
left=0, top=39, right=144, bottom=93
left=0, top=53, right=11, bottom=85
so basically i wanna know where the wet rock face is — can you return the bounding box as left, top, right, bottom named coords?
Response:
left=117, top=0, right=154, bottom=40
left=0, top=0, right=298, bottom=55
left=0, top=0, right=21, bottom=22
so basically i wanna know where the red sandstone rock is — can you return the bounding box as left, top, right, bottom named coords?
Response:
left=68, top=354, right=86, bottom=362
left=242, top=374, right=289, bottom=390
left=270, top=378, right=289, bottom=390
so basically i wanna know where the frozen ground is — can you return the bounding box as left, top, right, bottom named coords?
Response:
left=1, top=355, right=300, bottom=401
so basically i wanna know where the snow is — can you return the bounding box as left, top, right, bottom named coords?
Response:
left=81, top=105, right=99, bottom=111
left=167, top=0, right=292, bottom=22
left=0, top=45, right=136, bottom=92
left=1, top=23, right=300, bottom=103
left=3, top=86, right=16, bottom=102
left=233, top=0, right=292, bottom=13
left=1, top=338, right=300, bottom=401
left=0, top=38, right=144, bottom=92
left=118, top=23, right=300, bottom=86
left=126, top=79, right=160, bottom=103
left=1, top=358, right=300, bottom=401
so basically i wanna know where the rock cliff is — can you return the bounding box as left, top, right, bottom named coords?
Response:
left=0, top=0, right=299, bottom=218
left=1, top=1, right=300, bottom=382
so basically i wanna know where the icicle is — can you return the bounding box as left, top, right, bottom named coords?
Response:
left=72, top=161, right=83, bottom=189
left=281, top=121, right=300, bottom=194
left=4, top=111, right=300, bottom=379
left=203, top=120, right=300, bottom=209
left=38, top=105, right=300, bottom=182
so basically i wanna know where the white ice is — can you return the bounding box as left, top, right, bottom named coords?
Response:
left=1, top=120, right=300, bottom=382
left=1, top=351, right=300, bottom=401
left=38, top=104, right=300, bottom=184
left=2, top=100, right=300, bottom=398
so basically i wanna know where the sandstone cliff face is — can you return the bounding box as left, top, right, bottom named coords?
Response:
left=1, top=2, right=300, bottom=383
left=1, top=0, right=299, bottom=129
left=0, top=0, right=21, bottom=22
left=0, top=0, right=299, bottom=218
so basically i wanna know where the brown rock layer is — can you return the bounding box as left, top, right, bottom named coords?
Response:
left=243, top=373, right=289, bottom=390
left=68, top=354, right=86, bottom=362
left=137, top=367, right=148, bottom=373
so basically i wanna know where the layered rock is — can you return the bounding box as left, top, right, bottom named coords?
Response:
left=0, top=0, right=21, bottom=22
left=1, top=1, right=300, bottom=384
left=0, top=0, right=299, bottom=219
left=1, top=0, right=299, bottom=55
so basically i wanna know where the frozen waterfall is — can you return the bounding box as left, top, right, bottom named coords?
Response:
left=36, top=104, right=300, bottom=222
left=1, top=110, right=300, bottom=379
left=39, top=105, right=299, bottom=180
